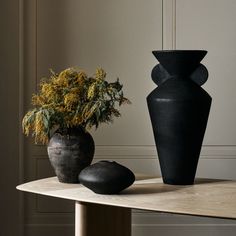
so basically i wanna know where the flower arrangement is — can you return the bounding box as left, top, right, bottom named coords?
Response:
left=22, top=67, right=130, bottom=144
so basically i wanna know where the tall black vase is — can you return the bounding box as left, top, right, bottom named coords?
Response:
left=147, top=50, right=212, bottom=185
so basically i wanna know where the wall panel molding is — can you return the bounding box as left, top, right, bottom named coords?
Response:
left=32, top=144, right=236, bottom=181
left=32, top=145, right=236, bottom=159
left=25, top=224, right=74, bottom=236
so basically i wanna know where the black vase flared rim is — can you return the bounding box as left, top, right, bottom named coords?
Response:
left=152, top=50, right=208, bottom=76
left=152, top=50, right=208, bottom=60
left=152, top=50, right=207, bottom=53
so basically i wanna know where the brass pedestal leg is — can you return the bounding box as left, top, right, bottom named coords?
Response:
left=75, top=201, right=131, bottom=236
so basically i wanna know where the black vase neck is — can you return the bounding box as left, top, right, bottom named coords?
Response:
left=170, top=75, right=189, bottom=80
left=152, top=50, right=207, bottom=77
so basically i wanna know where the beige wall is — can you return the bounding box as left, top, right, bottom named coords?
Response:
left=175, top=0, right=236, bottom=145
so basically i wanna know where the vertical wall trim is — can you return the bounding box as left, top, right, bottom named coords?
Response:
left=161, top=0, right=164, bottom=49
left=19, top=0, right=25, bottom=235
left=35, top=0, right=38, bottom=89
left=172, top=0, right=176, bottom=49
left=19, top=0, right=38, bottom=234
left=162, top=0, right=176, bottom=49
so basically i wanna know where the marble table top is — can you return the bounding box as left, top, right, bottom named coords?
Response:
left=17, top=177, right=236, bottom=219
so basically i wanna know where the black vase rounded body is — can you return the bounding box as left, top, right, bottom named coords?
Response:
left=79, top=161, right=135, bottom=194
left=147, top=50, right=212, bottom=185
left=47, top=127, right=95, bottom=183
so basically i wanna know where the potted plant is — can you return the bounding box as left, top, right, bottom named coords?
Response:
left=22, top=67, right=130, bottom=183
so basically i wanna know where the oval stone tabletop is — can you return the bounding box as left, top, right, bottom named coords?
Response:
left=17, top=177, right=236, bottom=220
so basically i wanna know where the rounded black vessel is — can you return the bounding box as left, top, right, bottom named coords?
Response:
left=147, top=50, right=212, bottom=185
left=79, top=161, right=135, bottom=194
left=47, top=127, right=95, bottom=183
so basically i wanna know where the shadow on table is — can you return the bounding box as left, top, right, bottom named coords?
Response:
left=194, top=178, right=229, bottom=185
left=122, top=178, right=229, bottom=195
left=122, top=183, right=185, bottom=195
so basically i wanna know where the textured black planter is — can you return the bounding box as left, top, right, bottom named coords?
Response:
left=79, top=161, right=135, bottom=194
left=147, top=50, right=212, bottom=185
left=47, top=127, right=95, bottom=183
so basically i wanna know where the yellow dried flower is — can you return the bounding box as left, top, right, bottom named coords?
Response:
left=83, top=103, right=99, bottom=120
left=70, top=87, right=81, bottom=94
left=59, top=68, right=72, bottom=78
left=22, top=110, right=36, bottom=135
left=32, top=94, right=44, bottom=106
left=70, top=115, right=83, bottom=127
left=22, top=117, right=31, bottom=136
left=35, top=112, right=44, bottom=135
left=41, top=83, right=57, bottom=101
left=75, top=71, right=87, bottom=86
left=78, top=71, right=87, bottom=79
left=55, top=105, right=65, bottom=113
left=95, top=68, right=106, bottom=80
left=87, top=83, right=96, bottom=99
left=54, top=68, right=75, bottom=87
left=35, top=133, right=48, bottom=145
left=22, top=66, right=130, bottom=145
left=64, top=93, right=78, bottom=109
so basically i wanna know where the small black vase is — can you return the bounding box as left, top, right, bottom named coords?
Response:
left=79, top=161, right=135, bottom=194
left=47, top=127, right=95, bottom=183
left=147, top=50, right=212, bottom=185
